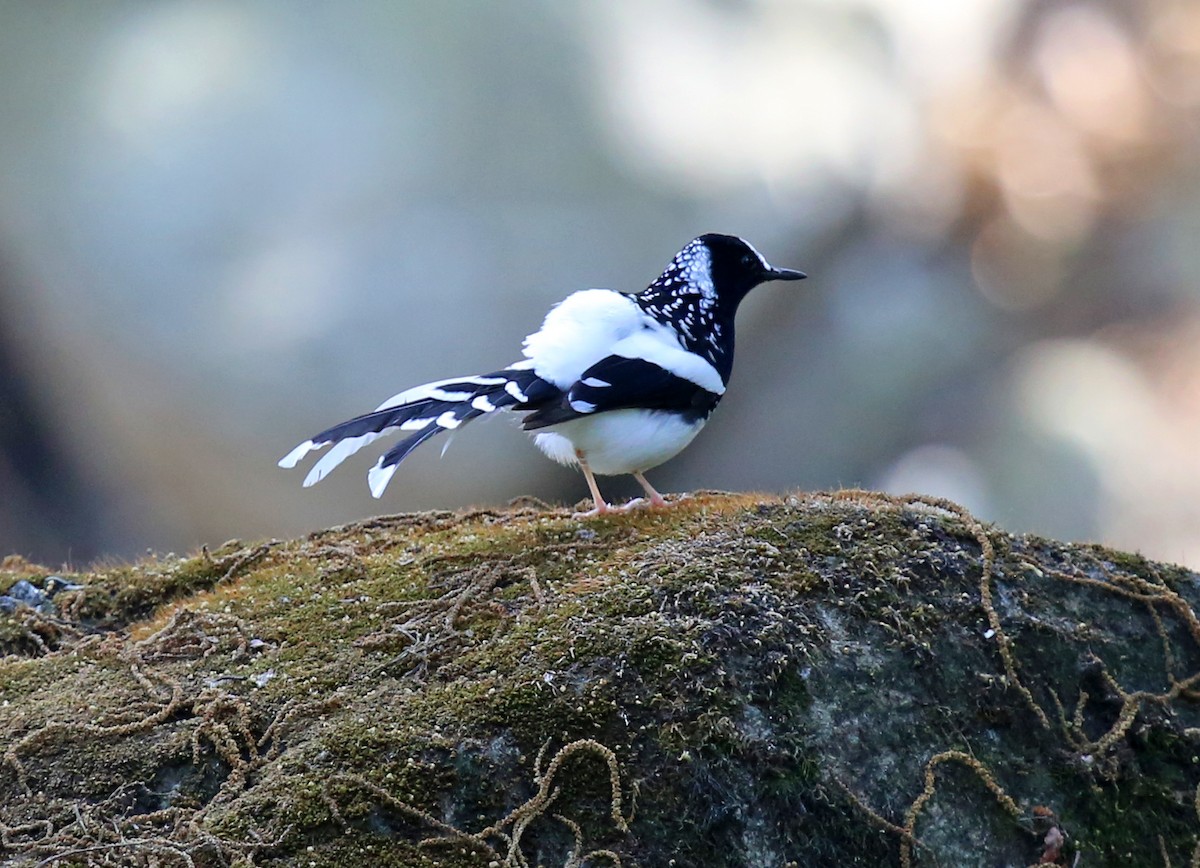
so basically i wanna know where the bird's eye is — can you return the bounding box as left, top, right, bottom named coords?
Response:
left=740, top=254, right=754, bottom=267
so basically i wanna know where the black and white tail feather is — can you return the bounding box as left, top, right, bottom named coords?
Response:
left=279, top=233, right=805, bottom=513
left=278, top=363, right=557, bottom=498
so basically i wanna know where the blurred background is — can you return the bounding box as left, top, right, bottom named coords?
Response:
left=1, top=0, right=1198, bottom=569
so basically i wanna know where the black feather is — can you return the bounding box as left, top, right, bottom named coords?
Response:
left=364, top=368, right=561, bottom=471
left=522, top=355, right=721, bottom=430
left=305, top=367, right=560, bottom=451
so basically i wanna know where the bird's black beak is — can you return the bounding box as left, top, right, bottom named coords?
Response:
left=765, top=267, right=807, bottom=281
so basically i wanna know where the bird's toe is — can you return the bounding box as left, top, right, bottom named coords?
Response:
left=572, top=502, right=612, bottom=519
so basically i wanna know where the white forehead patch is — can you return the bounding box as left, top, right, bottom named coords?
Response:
left=740, top=237, right=771, bottom=271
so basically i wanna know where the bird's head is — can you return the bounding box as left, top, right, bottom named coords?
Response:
left=642, top=234, right=806, bottom=318
left=698, top=233, right=806, bottom=304
left=634, top=233, right=807, bottom=376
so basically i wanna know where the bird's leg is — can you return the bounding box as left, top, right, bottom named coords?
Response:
left=630, top=471, right=668, bottom=509
left=573, top=452, right=611, bottom=518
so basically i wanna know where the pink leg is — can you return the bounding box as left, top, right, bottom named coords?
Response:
left=631, top=471, right=668, bottom=508
left=573, top=453, right=611, bottom=518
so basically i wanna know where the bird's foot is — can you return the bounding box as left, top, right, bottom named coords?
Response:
left=617, top=494, right=669, bottom=512
left=572, top=501, right=613, bottom=519
left=572, top=493, right=671, bottom=519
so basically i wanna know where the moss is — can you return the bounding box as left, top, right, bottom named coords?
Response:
left=0, top=492, right=1197, bottom=866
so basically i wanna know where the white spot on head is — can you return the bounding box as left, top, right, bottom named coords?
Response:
left=677, top=240, right=714, bottom=300
left=569, top=399, right=598, bottom=413
left=581, top=377, right=610, bottom=388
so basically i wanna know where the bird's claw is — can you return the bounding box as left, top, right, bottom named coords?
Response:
left=618, top=495, right=669, bottom=512
left=572, top=502, right=611, bottom=519
left=572, top=496, right=667, bottom=518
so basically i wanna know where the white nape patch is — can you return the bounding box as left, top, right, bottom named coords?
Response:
left=472, top=395, right=496, bottom=412
left=304, top=430, right=391, bottom=487
left=400, top=417, right=434, bottom=431
left=569, top=399, right=597, bottom=413
left=278, top=439, right=319, bottom=469
left=435, top=410, right=462, bottom=429
left=504, top=381, right=529, bottom=402
left=581, top=377, right=610, bottom=388
left=368, top=459, right=398, bottom=499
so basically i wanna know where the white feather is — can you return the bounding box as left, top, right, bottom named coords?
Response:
left=520, top=287, right=723, bottom=395
left=281, top=370, right=517, bottom=492
left=533, top=409, right=704, bottom=476
left=278, top=439, right=319, bottom=469
left=521, top=289, right=643, bottom=388
left=531, top=431, right=577, bottom=466
left=303, top=430, right=391, bottom=487
left=608, top=327, right=725, bottom=395
left=368, top=459, right=398, bottom=498
left=435, top=410, right=462, bottom=429
left=376, top=375, right=498, bottom=412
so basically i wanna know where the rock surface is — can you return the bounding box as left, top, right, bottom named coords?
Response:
left=0, top=491, right=1198, bottom=867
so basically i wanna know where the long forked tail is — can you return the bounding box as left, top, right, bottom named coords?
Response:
left=278, top=363, right=558, bottom=498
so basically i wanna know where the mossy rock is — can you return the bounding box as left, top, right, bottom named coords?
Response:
left=1, top=491, right=1198, bottom=867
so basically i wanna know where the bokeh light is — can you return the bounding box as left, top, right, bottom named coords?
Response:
left=0, top=0, right=1198, bottom=568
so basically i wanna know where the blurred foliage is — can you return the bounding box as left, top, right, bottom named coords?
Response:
left=0, top=0, right=1197, bottom=565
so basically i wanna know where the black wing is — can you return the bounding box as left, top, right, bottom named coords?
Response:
left=521, top=355, right=721, bottom=430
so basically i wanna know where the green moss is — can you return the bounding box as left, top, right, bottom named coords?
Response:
left=0, top=493, right=1197, bottom=866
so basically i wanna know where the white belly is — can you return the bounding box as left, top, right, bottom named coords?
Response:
left=531, top=410, right=706, bottom=476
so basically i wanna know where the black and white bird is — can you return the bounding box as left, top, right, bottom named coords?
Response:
left=279, top=234, right=806, bottom=515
